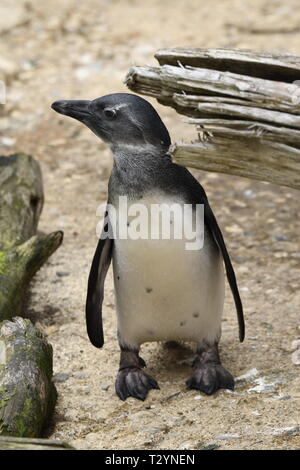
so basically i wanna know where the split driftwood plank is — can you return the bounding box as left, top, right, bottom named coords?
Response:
left=0, top=153, right=63, bottom=321
left=187, top=119, right=300, bottom=146
left=196, top=102, right=300, bottom=129
left=172, top=93, right=300, bottom=127
left=0, top=317, right=57, bottom=437
left=125, top=65, right=300, bottom=114
left=155, top=48, right=300, bottom=82
left=171, top=139, right=300, bottom=190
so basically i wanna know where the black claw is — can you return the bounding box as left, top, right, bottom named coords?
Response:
left=148, top=377, right=160, bottom=390
left=186, top=365, right=234, bottom=395
left=138, top=356, right=147, bottom=368
left=115, top=367, right=159, bottom=401
left=140, top=373, right=160, bottom=391
left=116, top=385, right=129, bottom=401
left=115, top=374, right=130, bottom=401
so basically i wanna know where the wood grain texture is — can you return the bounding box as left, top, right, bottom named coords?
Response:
left=171, top=139, right=300, bottom=190
left=125, top=48, right=300, bottom=189
left=0, top=154, right=63, bottom=322
left=155, top=47, right=300, bottom=81
left=0, top=317, right=57, bottom=437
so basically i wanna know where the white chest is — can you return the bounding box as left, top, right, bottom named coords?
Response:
left=110, top=193, right=225, bottom=349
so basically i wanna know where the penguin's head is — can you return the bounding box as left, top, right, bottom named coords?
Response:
left=51, top=93, right=171, bottom=153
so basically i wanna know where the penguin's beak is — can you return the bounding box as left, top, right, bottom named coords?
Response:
left=51, top=100, right=91, bottom=121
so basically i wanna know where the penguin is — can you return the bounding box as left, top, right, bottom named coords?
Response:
left=51, top=93, right=244, bottom=401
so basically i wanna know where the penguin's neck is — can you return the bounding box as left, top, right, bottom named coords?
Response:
left=109, top=145, right=172, bottom=200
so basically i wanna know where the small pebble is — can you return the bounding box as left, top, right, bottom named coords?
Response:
left=236, top=368, right=259, bottom=381
left=247, top=377, right=271, bottom=393
left=0, top=136, right=16, bottom=147
left=291, top=339, right=300, bottom=351
left=201, top=443, right=221, bottom=450
left=100, top=382, right=110, bottom=391
left=141, top=426, right=166, bottom=434
left=243, top=189, right=256, bottom=198
left=291, top=349, right=300, bottom=365
left=232, top=256, right=245, bottom=263
left=216, top=433, right=240, bottom=440
left=272, top=426, right=300, bottom=436
left=240, top=286, right=249, bottom=292
left=272, top=234, right=289, bottom=242
left=53, top=373, right=70, bottom=383
left=278, top=395, right=291, bottom=401
left=178, top=441, right=197, bottom=450
left=73, top=371, right=90, bottom=379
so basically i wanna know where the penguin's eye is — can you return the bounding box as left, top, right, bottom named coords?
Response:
left=104, top=108, right=117, bottom=120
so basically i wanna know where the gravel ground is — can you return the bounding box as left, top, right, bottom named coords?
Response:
left=1, top=0, right=300, bottom=450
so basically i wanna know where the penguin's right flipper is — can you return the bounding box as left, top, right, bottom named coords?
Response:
left=204, top=202, right=245, bottom=342
left=86, top=218, right=113, bottom=348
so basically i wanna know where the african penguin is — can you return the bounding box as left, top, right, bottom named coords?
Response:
left=51, top=93, right=244, bottom=401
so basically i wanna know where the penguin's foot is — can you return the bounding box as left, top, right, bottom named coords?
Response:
left=186, top=341, right=234, bottom=395
left=116, top=367, right=159, bottom=401
left=186, top=364, right=234, bottom=394
left=115, top=347, right=158, bottom=401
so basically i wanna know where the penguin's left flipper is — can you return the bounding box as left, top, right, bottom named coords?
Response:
left=86, top=220, right=113, bottom=348
left=204, top=202, right=245, bottom=342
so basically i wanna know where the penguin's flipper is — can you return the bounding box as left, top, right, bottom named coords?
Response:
left=86, top=221, right=113, bottom=348
left=204, top=203, right=245, bottom=342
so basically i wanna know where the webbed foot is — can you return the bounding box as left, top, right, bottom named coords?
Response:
left=186, top=341, right=234, bottom=395
left=116, top=367, right=159, bottom=401
left=116, top=347, right=159, bottom=401
left=186, top=364, right=234, bottom=394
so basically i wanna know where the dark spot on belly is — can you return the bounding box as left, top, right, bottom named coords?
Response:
left=117, top=275, right=120, bottom=280
left=145, top=287, right=153, bottom=293
left=180, top=321, right=186, bottom=326
left=127, top=222, right=130, bottom=227
left=193, top=312, right=199, bottom=318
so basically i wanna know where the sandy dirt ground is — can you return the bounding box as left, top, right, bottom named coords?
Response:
left=1, top=0, right=300, bottom=450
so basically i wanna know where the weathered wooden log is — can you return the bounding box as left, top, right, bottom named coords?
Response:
left=125, top=48, right=300, bottom=189
left=0, top=317, right=57, bottom=437
left=0, top=231, right=64, bottom=321
left=171, top=139, right=300, bottom=190
left=0, top=436, right=74, bottom=450
left=155, top=48, right=300, bottom=82
left=187, top=118, right=300, bottom=146
left=125, top=65, right=300, bottom=114
left=0, top=154, right=65, bottom=439
left=0, top=153, right=63, bottom=321
left=0, top=153, right=43, bottom=251
left=172, top=93, right=300, bottom=128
